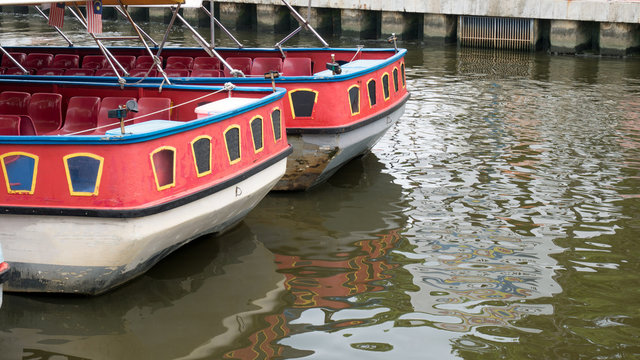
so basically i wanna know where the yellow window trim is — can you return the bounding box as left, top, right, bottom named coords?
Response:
left=287, top=88, right=319, bottom=119
left=250, top=116, right=265, bottom=154
left=401, top=62, right=406, bottom=89
left=224, top=125, right=242, bottom=165
left=271, top=107, right=282, bottom=143
left=382, top=72, right=390, bottom=101
left=0, top=151, right=38, bottom=195
left=190, top=135, right=212, bottom=177
left=347, top=84, right=361, bottom=116
left=393, top=66, right=400, bottom=92
left=150, top=146, right=177, bottom=191
left=63, top=153, right=104, bottom=196
left=366, top=79, right=376, bottom=108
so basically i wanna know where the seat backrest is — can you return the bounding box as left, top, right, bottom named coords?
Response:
left=164, top=69, right=190, bottom=77
left=24, top=53, right=54, bottom=70
left=190, top=69, right=222, bottom=78
left=4, top=67, right=31, bottom=75
left=0, top=115, right=21, bottom=135
left=193, top=57, right=221, bottom=70
left=96, top=97, right=136, bottom=133
left=223, top=57, right=252, bottom=77
left=114, top=55, right=136, bottom=71
left=1, top=52, right=26, bottom=68
left=250, top=57, right=283, bottom=76
left=37, top=68, right=64, bottom=76
left=282, top=57, right=312, bottom=76
left=129, top=69, right=157, bottom=77
left=51, top=54, right=80, bottom=69
left=134, top=97, right=172, bottom=123
left=95, top=69, right=117, bottom=76
left=0, top=91, right=31, bottom=115
left=166, top=56, right=194, bottom=69
left=82, top=55, right=106, bottom=69
left=134, top=55, right=162, bottom=69
left=65, top=68, right=95, bottom=76
left=60, top=96, right=101, bottom=134
left=19, top=115, right=37, bottom=135
left=28, top=93, right=63, bottom=134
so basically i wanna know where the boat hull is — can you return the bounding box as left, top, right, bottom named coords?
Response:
left=275, top=94, right=408, bottom=191
left=1, top=157, right=287, bottom=295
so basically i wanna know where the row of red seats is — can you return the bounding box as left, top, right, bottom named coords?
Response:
left=0, top=91, right=171, bottom=136
left=1, top=52, right=313, bottom=76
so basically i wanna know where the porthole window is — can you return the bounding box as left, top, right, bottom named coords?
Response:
left=191, top=136, right=212, bottom=177
left=63, top=153, right=104, bottom=196
left=150, top=147, right=176, bottom=190
left=348, top=85, right=360, bottom=116
left=224, top=125, right=241, bottom=164
left=288, top=89, right=318, bottom=118
left=250, top=116, right=264, bottom=153
left=271, top=108, right=282, bottom=142
left=0, top=152, right=38, bottom=194
left=382, top=73, right=390, bottom=101
left=393, top=67, right=399, bottom=92
left=401, top=63, right=406, bottom=88
left=367, top=79, right=377, bottom=108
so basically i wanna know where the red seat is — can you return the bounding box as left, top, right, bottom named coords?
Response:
left=51, top=54, right=80, bottom=69
left=37, top=68, right=64, bottom=76
left=82, top=55, right=107, bottom=69
left=164, top=69, right=190, bottom=77
left=0, top=115, right=22, bottom=135
left=59, top=96, right=101, bottom=134
left=4, top=67, right=32, bottom=75
left=193, top=56, right=221, bottom=70
left=190, top=69, right=222, bottom=77
left=24, top=53, right=54, bottom=70
left=1, top=52, right=26, bottom=68
left=223, top=57, right=252, bottom=77
left=282, top=57, right=312, bottom=76
left=250, top=57, right=283, bottom=76
left=134, top=55, right=162, bottom=69
left=0, top=91, right=31, bottom=115
left=128, top=69, right=157, bottom=77
left=65, top=68, right=94, bottom=76
left=28, top=93, right=63, bottom=134
left=166, top=56, right=193, bottom=69
left=95, top=69, right=118, bottom=76
left=133, top=97, right=172, bottom=123
left=114, top=55, right=136, bottom=71
left=95, top=97, right=136, bottom=134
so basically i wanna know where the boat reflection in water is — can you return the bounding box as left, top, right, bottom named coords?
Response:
left=0, top=225, right=286, bottom=360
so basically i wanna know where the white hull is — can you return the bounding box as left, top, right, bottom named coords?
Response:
left=275, top=101, right=407, bottom=191
left=1, top=158, right=287, bottom=295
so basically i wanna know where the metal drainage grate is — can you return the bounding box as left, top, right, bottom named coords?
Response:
left=458, top=16, right=537, bottom=51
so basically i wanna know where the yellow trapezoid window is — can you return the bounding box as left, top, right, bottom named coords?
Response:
left=63, top=153, right=104, bottom=196
left=347, top=85, right=360, bottom=116
left=366, top=79, right=377, bottom=108
left=250, top=116, right=264, bottom=153
left=224, top=125, right=242, bottom=165
left=381, top=73, right=390, bottom=101
left=288, top=89, right=318, bottom=119
left=150, top=146, right=176, bottom=191
left=271, top=107, right=282, bottom=142
left=191, top=136, right=212, bottom=177
left=393, top=67, right=399, bottom=93
left=0, top=152, right=38, bottom=195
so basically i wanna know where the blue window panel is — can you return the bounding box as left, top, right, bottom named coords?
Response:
left=4, top=155, right=36, bottom=192
left=67, top=156, right=101, bottom=194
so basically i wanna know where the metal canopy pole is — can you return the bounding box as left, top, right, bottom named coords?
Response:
left=175, top=11, right=241, bottom=76
left=199, top=5, right=243, bottom=48
left=0, top=46, right=28, bottom=74
left=277, top=0, right=328, bottom=48
left=34, top=6, right=74, bottom=47
left=114, top=6, right=158, bottom=47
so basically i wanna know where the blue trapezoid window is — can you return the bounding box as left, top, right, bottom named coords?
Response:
left=64, top=154, right=103, bottom=195
left=271, top=109, right=282, bottom=142
left=348, top=85, right=360, bottom=116
left=393, top=68, right=399, bottom=92
left=251, top=117, right=264, bottom=152
left=225, top=126, right=241, bottom=164
left=192, top=137, right=212, bottom=176
left=289, top=90, right=317, bottom=118
left=1, top=153, right=38, bottom=194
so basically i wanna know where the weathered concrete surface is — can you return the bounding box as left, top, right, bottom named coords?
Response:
left=381, top=11, right=421, bottom=39
left=549, top=19, right=594, bottom=54
left=423, top=13, right=457, bottom=42
left=341, top=9, right=379, bottom=38
left=600, top=22, right=640, bottom=55
left=220, top=0, right=640, bottom=24
left=256, top=4, right=292, bottom=32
